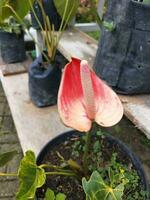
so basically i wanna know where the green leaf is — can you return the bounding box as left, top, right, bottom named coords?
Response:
left=93, top=141, right=101, bottom=153
left=0, top=0, right=12, bottom=23
left=67, top=159, right=81, bottom=172
left=45, top=188, right=66, bottom=200
left=143, top=0, right=150, bottom=4
left=45, top=188, right=55, bottom=200
left=54, top=0, right=79, bottom=23
left=82, top=171, right=125, bottom=200
left=0, top=150, right=18, bottom=167
left=0, top=0, right=6, bottom=18
left=0, top=0, right=34, bottom=23
left=56, top=193, right=66, bottom=200
left=14, top=0, right=34, bottom=20
left=16, top=151, right=46, bottom=200
left=103, top=21, right=115, bottom=32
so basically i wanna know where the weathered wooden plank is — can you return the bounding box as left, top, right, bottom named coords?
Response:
left=58, top=27, right=98, bottom=67
left=0, top=72, right=71, bottom=155
left=0, top=56, right=32, bottom=76
left=119, top=95, right=150, bottom=139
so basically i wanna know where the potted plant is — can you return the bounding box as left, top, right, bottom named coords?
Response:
left=34, top=58, right=149, bottom=199
left=28, top=0, right=80, bottom=107
left=0, top=58, right=148, bottom=199
left=94, top=0, right=150, bottom=94
left=0, top=0, right=34, bottom=63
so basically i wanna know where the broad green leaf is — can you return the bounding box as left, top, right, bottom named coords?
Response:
left=82, top=171, right=125, bottom=200
left=16, top=151, right=46, bottom=200
left=56, top=193, right=66, bottom=200
left=0, top=0, right=12, bottom=23
left=14, top=0, right=34, bottom=20
left=0, top=150, right=18, bottom=167
left=108, top=183, right=125, bottom=200
left=0, top=0, right=6, bottom=17
left=54, top=0, right=79, bottom=23
left=45, top=188, right=55, bottom=200
left=0, top=0, right=34, bottom=23
left=0, top=0, right=6, bottom=7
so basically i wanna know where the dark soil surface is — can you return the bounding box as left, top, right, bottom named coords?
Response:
left=36, top=132, right=146, bottom=200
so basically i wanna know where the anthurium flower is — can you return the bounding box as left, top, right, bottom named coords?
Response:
left=58, top=58, right=123, bottom=132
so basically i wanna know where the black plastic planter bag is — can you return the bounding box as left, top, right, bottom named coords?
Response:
left=0, top=31, right=26, bottom=64
left=94, top=0, right=150, bottom=94
left=31, top=0, right=61, bottom=30
left=28, top=52, right=67, bottom=107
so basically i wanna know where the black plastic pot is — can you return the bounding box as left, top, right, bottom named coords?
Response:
left=94, top=0, right=150, bottom=94
left=28, top=52, right=67, bottom=107
left=31, top=0, right=61, bottom=31
left=0, top=31, right=26, bottom=64
left=37, top=130, right=149, bottom=198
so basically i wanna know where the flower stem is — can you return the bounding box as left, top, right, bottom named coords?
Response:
left=45, top=171, right=76, bottom=177
left=0, top=172, right=17, bottom=177
left=83, top=130, right=92, bottom=177
left=40, top=164, right=74, bottom=173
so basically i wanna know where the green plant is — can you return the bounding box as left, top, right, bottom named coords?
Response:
left=77, top=0, right=115, bottom=31
left=1, top=135, right=148, bottom=199
left=0, top=0, right=34, bottom=33
left=82, top=170, right=127, bottom=200
left=5, top=150, right=77, bottom=199
left=30, top=0, right=79, bottom=63
left=71, top=131, right=149, bottom=200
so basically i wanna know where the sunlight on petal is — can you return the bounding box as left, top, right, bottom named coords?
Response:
left=91, top=73, right=124, bottom=126
left=59, top=99, right=92, bottom=131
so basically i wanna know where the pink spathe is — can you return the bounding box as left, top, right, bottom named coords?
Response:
left=58, top=57, right=123, bottom=132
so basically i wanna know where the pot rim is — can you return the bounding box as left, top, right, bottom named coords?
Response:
left=36, top=130, right=149, bottom=192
